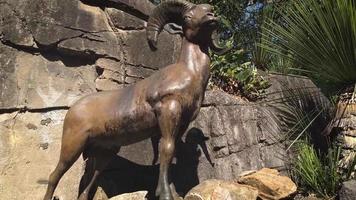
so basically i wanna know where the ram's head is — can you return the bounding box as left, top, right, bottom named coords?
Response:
left=146, top=0, right=230, bottom=55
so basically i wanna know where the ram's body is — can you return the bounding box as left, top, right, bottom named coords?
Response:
left=65, top=46, right=209, bottom=148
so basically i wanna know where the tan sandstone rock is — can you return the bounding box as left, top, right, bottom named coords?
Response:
left=238, top=168, right=297, bottom=200
left=0, top=110, right=85, bottom=200
left=109, top=191, right=148, bottom=200
left=93, top=187, right=109, bottom=200
left=184, top=179, right=258, bottom=200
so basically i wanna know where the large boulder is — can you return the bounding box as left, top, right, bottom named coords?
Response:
left=184, top=179, right=258, bottom=200
left=93, top=187, right=110, bottom=200
left=238, top=168, right=297, bottom=200
left=109, top=191, right=148, bottom=200
left=339, top=180, right=356, bottom=200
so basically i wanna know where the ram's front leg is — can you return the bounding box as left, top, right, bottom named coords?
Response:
left=155, top=99, right=182, bottom=200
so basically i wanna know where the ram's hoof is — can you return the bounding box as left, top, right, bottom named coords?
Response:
left=155, top=185, right=161, bottom=196
left=159, top=193, right=173, bottom=200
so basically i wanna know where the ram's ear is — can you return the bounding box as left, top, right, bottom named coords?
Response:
left=164, top=23, right=183, bottom=35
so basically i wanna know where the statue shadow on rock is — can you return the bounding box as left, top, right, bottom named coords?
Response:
left=79, top=128, right=212, bottom=200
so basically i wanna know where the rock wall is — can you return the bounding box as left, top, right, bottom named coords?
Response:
left=0, top=0, right=326, bottom=200
left=337, top=102, right=356, bottom=178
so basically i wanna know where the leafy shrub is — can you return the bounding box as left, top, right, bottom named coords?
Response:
left=210, top=49, right=270, bottom=100
left=188, top=0, right=272, bottom=100
left=266, top=87, right=356, bottom=199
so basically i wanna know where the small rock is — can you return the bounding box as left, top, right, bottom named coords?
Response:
left=238, top=168, right=297, bottom=200
left=109, top=191, right=148, bottom=200
left=238, top=170, right=257, bottom=178
left=26, top=123, right=38, bottom=130
left=184, top=179, right=258, bottom=200
left=293, top=193, right=322, bottom=200
left=40, top=118, right=52, bottom=126
left=343, top=136, right=356, bottom=149
left=339, top=151, right=356, bottom=178
left=93, top=187, right=108, bottom=200
left=39, top=142, right=49, bottom=150
left=339, top=180, right=356, bottom=200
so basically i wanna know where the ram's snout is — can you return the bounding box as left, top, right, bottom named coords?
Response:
left=203, top=13, right=218, bottom=26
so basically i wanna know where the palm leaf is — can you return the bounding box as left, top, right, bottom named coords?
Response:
left=261, top=0, right=356, bottom=92
left=264, top=85, right=332, bottom=151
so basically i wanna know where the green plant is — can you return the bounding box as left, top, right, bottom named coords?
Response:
left=210, top=49, right=270, bottom=100
left=189, top=1, right=298, bottom=99
left=259, top=1, right=355, bottom=196
left=256, top=2, right=296, bottom=74
left=263, top=86, right=336, bottom=197
left=265, top=86, right=356, bottom=198
left=266, top=86, right=332, bottom=147
left=191, top=0, right=258, bottom=50
left=292, top=141, right=341, bottom=199
left=262, top=0, right=356, bottom=95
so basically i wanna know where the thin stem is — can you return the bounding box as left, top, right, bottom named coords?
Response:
left=351, top=83, right=356, bottom=102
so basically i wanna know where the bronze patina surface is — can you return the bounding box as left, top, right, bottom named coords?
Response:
left=43, top=1, right=229, bottom=200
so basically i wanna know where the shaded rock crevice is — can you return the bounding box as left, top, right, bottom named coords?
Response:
left=80, top=0, right=155, bottom=21
left=1, top=34, right=121, bottom=69
left=0, top=40, right=40, bottom=55
left=33, top=31, right=120, bottom=66
left=0, top=106, right=69, bottom=115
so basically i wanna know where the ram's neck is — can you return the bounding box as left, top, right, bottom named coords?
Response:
left=178, top=38, right=211, bottom=78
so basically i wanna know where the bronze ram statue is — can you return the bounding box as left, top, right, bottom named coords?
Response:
left=43, top=0, right=229, bottom=199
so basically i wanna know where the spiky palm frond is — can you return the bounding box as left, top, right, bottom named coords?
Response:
left=262, top=0, right=356, bottom=92
left=265, top=84, right=332, bottom=149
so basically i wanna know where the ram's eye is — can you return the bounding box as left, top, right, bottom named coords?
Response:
left=184, top=16, right=192, bottom=20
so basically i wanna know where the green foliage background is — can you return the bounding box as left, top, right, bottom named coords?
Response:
left=262, top=0, right=356, bottom=95
left=150, top=0, right=278, bottom=99
left=262, top=0, right=356, bottom=197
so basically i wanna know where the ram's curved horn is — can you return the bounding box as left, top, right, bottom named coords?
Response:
left=210, top=30, right=232, bottom=55
left=146, top=0, right=195, bottom=49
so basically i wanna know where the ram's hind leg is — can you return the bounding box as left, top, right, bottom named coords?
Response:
left=155, top=99, right=182, bottom=200
left=78, top=148, right=117, bottom=200
left=43, top=130, right=87, bottom=200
